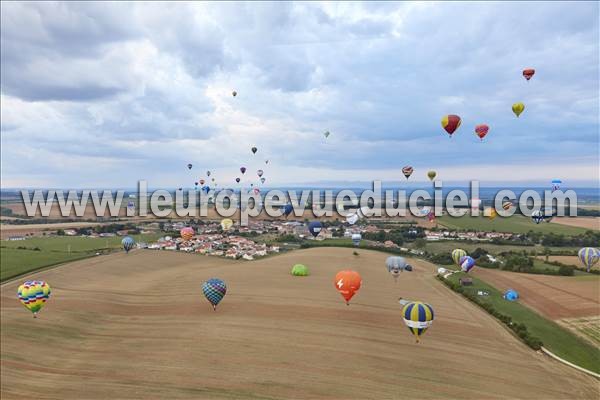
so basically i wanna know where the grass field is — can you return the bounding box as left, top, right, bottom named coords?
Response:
left=558, top=316, right=600, bottom=347
left=445, top=272, right=600, bottom=373
left=437, top=214, right=590, bottom=235
left=0, top=234, right=162, bottom=281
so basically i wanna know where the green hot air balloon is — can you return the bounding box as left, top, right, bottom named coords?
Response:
left=291, top=264, right=309, bottom=276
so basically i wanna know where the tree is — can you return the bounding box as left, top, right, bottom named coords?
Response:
left=414, top=238, right=427, bottom=249
left=57, top=229, right=65, bottom=236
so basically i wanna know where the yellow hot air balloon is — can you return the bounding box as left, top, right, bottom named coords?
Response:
left=512, top=102, right=525, bottom=117
left=451, top=249, right=467, bottom=267
left=221, top=218, right=234, bottom=231
left=427, top=170, right=437, bottom=181
left=17, top=281, right=51, bottom=317
left=484, top=207, right=497, bottom=220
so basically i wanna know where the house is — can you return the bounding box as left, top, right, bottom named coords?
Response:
left=7, top=236, right=26, bottom=241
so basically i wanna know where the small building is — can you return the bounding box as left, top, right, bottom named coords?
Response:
left=7, top=236, right=26, bottom=241
left=459, top=277, right=473, bottom=286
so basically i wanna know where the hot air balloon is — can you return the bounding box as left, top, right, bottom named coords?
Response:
left=240, top=167, right=246, bottom=174
left=203, top=186, right=210, bottom=194
left=346, top=213, right=359, bottom=225
left=187, top=163, right=192, bottom=170
left=194, top=182, right=199, bottom=187
left=324, top=131, right=330, bottom=139
left=512, top=102, right=525, bottom=117
left=503, top=289, right=519, bottom=301
left=221, top=218, right=234, bottom=231
left=402, top=301, right=434, bottom=343
left=386, top=256, right=410, bottom=282
left=232, top=90, right=237, bottom=97
left=441, top=115, right=461, bottom=137
left=578, top=248, right=600, bottom=272
left=427, top=210, right=435, bottom=223
left=199, top=179, right=205, bottom=185
left=202, top=278, right=227, bottom=310
left=484, top=207, right=497, bottom=220
left=459, top=255, right=475, bottom=273
left=180, top=227, right=194, bottom=241
left=235, top=177, right=241, bottom=183
left=207, top=171, right=211, bottom=177
left=251, top=146, right=257, bottom=154
left=475, top=124, right=489, bottom=141
left=551, top=179, right=562, bottom=191
left=523, top=68, right=535, bottom=81
left=402, top=166, right=413, bottom=179
left=452, top=249, right=467, bottom=267
left=17, top=281, right=51, bottom=317
left=253, top=188, right=260, bottom=195
left=532, top=209, right=553, bottom=224
left=257, top=169, right=264, bottom=177
left=308, top=221, right=323, bottom=237
left=211, top=178, right=215, bottom=182
left=122, top=236, right=135, bottom=253
left=260, top=177, right=266, bottom=184
left=351, top=233, right=362, bottom=247
left=334, top=270, right=362, bottom=305
left=291, top=264, right=309, bottom=276
left=283, top=204, right=294, bottom=217
left=502, top=201, right=512, bottom=211
left=127, top=201, right=135, bottom=212
left=427, top=171, right=437, bottom=181
left=265, top=160, right=269, bottom=164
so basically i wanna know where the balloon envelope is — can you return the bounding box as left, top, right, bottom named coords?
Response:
left=17, top=281, right=51, bottom=316
left=402, top=166, right=414, bottom=179
left=308, top=221, right=323, bottom=237
left=427, top=171, right=437, bottom=181
left=523, top=68, right=535, bottom=81
left=334, top=270, right=362, bottom=304
left=187, top=164, right=192, bottom=170
left=351, top=233, right=362, bottom=246
left=291, top=264, right=309, bottom=276
left=459, top=255, right=475, bottom=273
left=346, top=213, right=359, bottom=225
left=441, top=115, right=461, bottom=136
left=283, top=204, right=294, bottom=216
left=251, top=146, right=257, bottom=154
left=240, top=167, right=246, bottom=174
left=122, top=236, right=135, bottom=252
left=475, top=124, right=489, bottom=141
left=180, top=227, right=194, bottom=241
left=402, top=301, right=434, bottom=342
left=512, top=102, right=525, bottom=117
left=578, top=248, right=600, bottom=272
left=386, top=256, right=409, bottom=279
left=504, top=289, right=519, bottom=301
left=221, top=218, right=234, bottom=231
left=202, top=278, right=227, bottom=309
left=257, top=169, right=264, bottom=177
left=452, top=249, right=467, bottom=267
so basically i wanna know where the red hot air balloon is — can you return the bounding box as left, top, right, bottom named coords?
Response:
left=199, top=179, right=205, bottom=185
left=402, top=166, right=414, bottom=179
left=441, top=115, right=461, bottom=137
left=474, top=124, right=489, bottom=141
left=334, top=270, right=362, bottom=305
left=523, top=68, right=535, bottom=81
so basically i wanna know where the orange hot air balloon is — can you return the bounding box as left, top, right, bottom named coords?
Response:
left=334, top=270, right=362, bottom=305
left=523, top=68, right=535, bottom=81
left=441, top=115, right=461, bottom=137
left=474, top=124, right=489, bottom=141
left=180, top=227, right=194, bottom=241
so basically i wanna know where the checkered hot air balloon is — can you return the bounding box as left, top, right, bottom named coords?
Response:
left=402, top=301, right=434, bottom=343
left=202, top=278, right=227, bottom=310
left=578, top=248, right=600, bottom=272
left=17, top=281, right=51, bottom=318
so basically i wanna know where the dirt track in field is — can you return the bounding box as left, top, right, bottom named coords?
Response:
left=472, top=268, right=600, bottom=320
left=550, top=216, right=599, bottom=230
left=1, top=248, right=598, bottom=399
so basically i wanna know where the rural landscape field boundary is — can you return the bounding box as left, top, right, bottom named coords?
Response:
left=540, top=347, right=600, bottom=379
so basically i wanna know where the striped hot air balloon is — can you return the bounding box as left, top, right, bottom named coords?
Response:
left=402, top=166, right=413, bottom=179
left=17, top=281, right=51, bottom=317
left=180, top=227, right=194, bottom=241
left=402, top=301, right=434, bottom=343
left=221, top=218, right=234, bottom=231
left=122, top=236, right=135, bottom=253
left=475, top=124, right=489, bottom=141
left=459, top=256, right=475, bottom=273
left=578, top=248, right=600, bottom=272
left=202, top=278, right=227, bottom=310
left=441, top=115, right=461, bottom=137
left=452, top=249, right=467, bottom=267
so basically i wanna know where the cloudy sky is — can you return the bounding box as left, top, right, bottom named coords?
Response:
left=1, top=2, right=598, bottom=188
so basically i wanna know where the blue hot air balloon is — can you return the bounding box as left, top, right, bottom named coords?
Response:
left=122, top=236, right=135, bottom=253
left=308, top=221, right=323, bottom=237
left=351, top=233, right=362, bottom=247
left=504, top=289, right=519, bottom=301
left=283, top=204, right=294, bottom=217
left=202, top=278, right=227, bottom=310
left=551, top=179, right=562, bottom=191
left=459, top=255, right=475, bottom=273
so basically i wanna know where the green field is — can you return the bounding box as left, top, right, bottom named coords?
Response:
left=437, top=214, right=589, bottom=235
left=445, top=272, right=600, bottom=373
left=0, top=234, right=161, bottom=281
